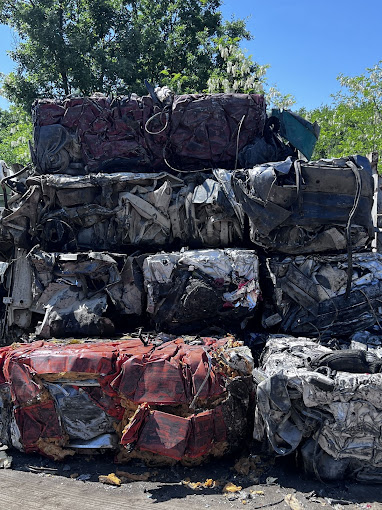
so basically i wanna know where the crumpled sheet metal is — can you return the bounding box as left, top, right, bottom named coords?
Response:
left=253, top=335, right=382, bottom=480
left=0, top=336, right=253, bottom=463
left=32, top=93, right=266, bottom=174
left=2, top=171, right=243, bottom=251
left=264, top=252, right=382, bottom=338
left=271, top=109, right=320, bottom=160
left=143, top=249, right=260, bottom=331
left=232, top=156, right=374, bottom=254
left=19, top=249, right=144, bottom=338
left=237, top=109, right=320, bottom=168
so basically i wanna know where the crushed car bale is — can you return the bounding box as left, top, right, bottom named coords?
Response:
left=232, top=155, right=374, bottom=254
left=31, top=93, right=266, bottom=174
left=4, top=247, right=260, bottom=338
left=143, top=248, right=260, bottom=332
left=1, top=171, right=244, bottom=251
left=7, top=248, right=144, bottom=337
left=253, top=335, right=382, bottom=481
left=263, top=252, right=382, bottom=338
left=0, top=336, right=254, bottom=464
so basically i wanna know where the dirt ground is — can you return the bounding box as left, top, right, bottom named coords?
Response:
left=1, top=448, right=382, bottom=510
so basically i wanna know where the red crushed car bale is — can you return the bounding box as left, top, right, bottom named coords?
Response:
left=32, top=93, right=266, bottom=174
left=0, top=336, right=254, bottom=463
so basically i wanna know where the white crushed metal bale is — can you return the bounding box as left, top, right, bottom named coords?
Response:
left=143, top=249, right=260, bottom=331
left=254, top=335, right=382, bottom=479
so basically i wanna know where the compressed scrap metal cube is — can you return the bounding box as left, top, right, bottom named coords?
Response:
left=31, top=93, right=266, bottom=174
left=5, top=247, right=261, bottom=338
left=232, top=155, right=375, bottom=254
left=253, top=335, right=382, bottom=481
left=5, top=248, right=145, bottom=338
left=1, top=155, right=375, bottom=256
left=263, top=252, right=382, bottom=338
left=0, top=336, right=254, bottom=464
left=143, top=248, right=261, bottom=331
left=1, top=171, right=243, bottom=252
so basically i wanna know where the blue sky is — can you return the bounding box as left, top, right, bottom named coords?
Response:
left=220, top=0, right=381, bottom=109
left=0, top=0, right=381, bottom=110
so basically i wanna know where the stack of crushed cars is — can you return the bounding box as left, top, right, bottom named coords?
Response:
left=0, top=88, right=381, bottom=480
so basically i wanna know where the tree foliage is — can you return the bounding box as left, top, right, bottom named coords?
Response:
left=0, top=106, right=32, bottom=165
left=127, top=0, right=227, bottom=93
left=0, top=0, right=260, bottom=108
left=306, top=62, right=382, bottom=165
left=206, top=31, right=295, bottom=109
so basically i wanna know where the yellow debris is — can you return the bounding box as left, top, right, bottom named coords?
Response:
left=182, top=479, right=201, bottom=490
left=223, top=482, right=242, bottom=493
left=182, top=478, right=219, bottom=490
left=98, top=473, right=121, bottom=486
left=189, top=482, right=202, bottom=490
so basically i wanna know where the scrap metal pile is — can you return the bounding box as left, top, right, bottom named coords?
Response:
left=0, top=89, right=381, bottom=479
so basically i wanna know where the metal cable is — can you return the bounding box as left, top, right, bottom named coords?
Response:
left=345, top=161, right=362, bottom=297
left=144, top=110, right=169, bottom=135
left=234, top=115, right=246, bottom=170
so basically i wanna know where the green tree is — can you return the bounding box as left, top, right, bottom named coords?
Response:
left=0, top=0, right=135, bottom=108
left=127, top=0, right=231, bottom=93
left=306, top=62, right=382, bottom=164
left=0, top=105, right=32, bottom=165
left=0, top=0, right=258, bottom=108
